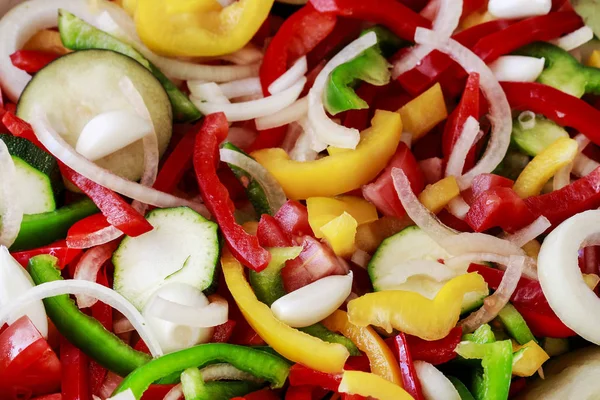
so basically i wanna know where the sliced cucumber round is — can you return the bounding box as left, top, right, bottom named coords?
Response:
left=113, top=207, right=220, bottom=310
left=17, top=49, right=172, bottom=183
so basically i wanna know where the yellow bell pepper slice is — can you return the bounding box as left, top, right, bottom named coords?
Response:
left=338, top=371, right=413, bottom=400
left=347, top=273, right=488, bottom=341
left=418, top=176, right=460, bottom=214
left=583, top=273, right=600, bottom=290
left=522, top=239, right=541, bottom=260
left=252, top=110, right=402, bottom=200
left=23, top=30, right=70, bottom=55
left=133, top=0, right=274, bottom=57
left=320, top=212, right=358, bottom=257
left=512, top=340, right=550, bottom=377
left=587, top=50, right=600, bottom=68
left=307, top=196, right=378, bottom=238
left=221, top=251, right=349, bottom=373
left=322, top=310, right=403, bottom=384
left=398, top=83, right=447, bottom=140
left=514, top=137, right=578, bottom=198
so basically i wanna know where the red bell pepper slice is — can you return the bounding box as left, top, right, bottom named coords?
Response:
left=260, top=4, right=337, bottom=94
left=465, top=187, right=536, bottom=233
left=289, top=363, right=342, bottom=392
left=502, top=82, right=600, bottom=147
left=257, top=214, right=294, bottom=247
left=442, top=72, right=480, bottom=172
left=10, top=50, right=60, bottom=74
left=152, top=128, right=196, bottom=194
left=285, top=386, right=324, bottom=400
left=309, top=0, right=431, bottom=41
left=274, top=200, right=314, bottom=238
left=32, top=395, right=62, bottom=400
left=0, top=316, right=61, bottom=399
left=342, top=84, right=381, bottom=131
left=11, top=241, right=81, bottom=269
left=140, top=385, right=177, bottom=400
left=390, top=333, right=425, bottom=400
left=307, top=18, right=363, bottom=70
left=362, top=142, right=425, bottom=218
left=462, top=173, right=514, bottom=205
left=2, top=110, right=44, bottom=148
left=210, top=320, right=236, bottom=343
left=404, top=326, right=462, bottom=365
left=247, top=126, right=288, bottom=153
left=193, top=112, right=271, bottom=271
left=66, top=214, right=112, bottom=248
left=232, top=388, right=281, bottom=400
left=513, top=304, right=576, bottom=338
left=60, top=337, right=90, bottom=400
left=89, top=269, right=112, bottom=395
left=524, top=167, right=600, bottom=227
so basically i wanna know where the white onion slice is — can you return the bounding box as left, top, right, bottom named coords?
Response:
left=538, top=210, right=600, bottom=344
left=400, top=132, right=413, bottom=148
left=163, top=385, right=183, bottom=400
left=217, top=78, right=262, bottom=100
left=392, top=0, right=463, bottom=77
left=460, top=255, right=525, bottom=333
left=392, top=168, right=457, bottom=243
left=73, top=242, right=117, bottom=308
left=255, top=97, right=308, bottom=130
left=113, top=316, right=135, bottom=334
left=68, top=225, right=123, bottom=249
left=573, top=153, right=600, bottom=177
left=446, top=252, right=537, bottom=279
left=0, top=140, right=22, bottom=247
left=445, top=116, right=480, bottom=181
left=30, top=108, right=207, bottom=214
left=107, top=389, right=136, bottom=400
left=290, top=131, right=318, bottom=162
left=518, top=111, right=537, bottom=130
left=441, top=232, right=526, bottom=257
left=188, top=82, right=231, bottom=104
left=551, top=26, right=595, bottom=52
left=489, top=56, right=545, bottom=83
left=269, top=56, right=308, bottom=95
left=219, top=44, right=263, bottom=66
left=376, top=260, right=457, bottom=289
left=414, top=361, right=461, bottom=400
left=191, top=77, right=306, bottom=122
left=447, top=196, right=471, bottom=220
left=199, top=363, right=262, bottom=382
left=0, top=279, right=163, bottom=357
left=414, top=28, right=513, bottom=188
left=488, top=0, right=551, bottom=20
left=504, top=216, right=551, bottom=248
left=220, top=148, right=287, bottom=213
left=146, top=294, right=228, bottom=328
left=308, top=32, right=378, bottom=149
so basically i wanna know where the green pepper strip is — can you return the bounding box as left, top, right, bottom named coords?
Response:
left=181, top=368, right=263, bottom=400
left=516, top=42, right=600, bottom=98
left=456, top=340, right=513, bottom=400
left=114, top=344, right=290, bottom=399
left=28, top=255, right=151, bottom=376
left=58, top=9, right=201, bottom=122
left=463, top=324, right=496, bottom=345
left=12, top=198, right=98, bottom=251
left=497, top=303, right=536, bottom=345
left=448, top=376, right=476, bottom=400
left=222, top=142, right=272, bottom=217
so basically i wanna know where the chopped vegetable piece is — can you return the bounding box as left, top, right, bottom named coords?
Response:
left=338, top=370, right=413, bottom=400
left=418, top=176, right=461, bottom=214
left=390, top=333, right=425, bottom=400
left=497, top=304, right=536, bottom=345
left=512, top=340, right=550, bottom=377
left=511, top=114, right=569, bottom=157
left=398, top=83, right=448, bottom=141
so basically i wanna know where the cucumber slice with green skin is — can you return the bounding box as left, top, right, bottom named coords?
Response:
left=17, top=49, right=172, bottom=184
left=57, top=10, right=201, bottom=122
left=113, top=207, right=220, bottom=310
left=511, top=115, right=569, bottom=157
left=10, top=198, right=98, bottom=251
left=496, top=303, right=536, bottom=346
left=222, top=142, right=272, bottom=217
left=368, top=226, right=488, bottom=313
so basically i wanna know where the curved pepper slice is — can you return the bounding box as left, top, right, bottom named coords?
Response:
left=322, top=310, right=402, bottom=385
left=347, top=273, right=488, bottom=341
left=513, top=137, right=578, bottom=198
left=134, top=0, right=274, bottom=57
left=338, top=371, right=413, bottom=400
left=252, top=110, right=402, bottom=200
left=221, top=251, right=350, bottom=373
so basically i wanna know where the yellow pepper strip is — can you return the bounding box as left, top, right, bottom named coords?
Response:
left=134, top=0, right=274, bottom=57
left=347, top=273, right=488, bottom=341
left=460, top=10, right=495, bottom=30
left=398, top=83, right=447, bottom=140
left=338, top=371, right=413, bottom=400
left=418, top=176, right=460, bottom=214
left=221, top=251, right=349, bottom=373
left=307, top=196, right=378, bottom=238
left=587, top=50, right=600, bottom=68
left=322, top=310, right=403, bottom=385
left=253, top=110, right=402, bottom=200
left=522, top=239, right=541, bottom=260
left=512, top=340, right=550, bottom=377
left=23, top=30, right=70, bottom=55
left=583, top=273, right=600, bottom=290
left=513, top=137, right=578, bottom=198
left=320, top=212, right=358, bottom=257
left=355, top=216, right=413, bottom=253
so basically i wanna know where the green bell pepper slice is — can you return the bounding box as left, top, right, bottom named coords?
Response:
left=463, top=324, right=496, bottom=345
left=497, top=303, right=536, bottom=345
left=448, top=376, right=476, bottom=400
left=180, top=368, right=264, bottom=400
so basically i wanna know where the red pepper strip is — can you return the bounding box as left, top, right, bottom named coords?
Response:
left=152, top=128, right=195, bottom=194
left=274, top=200, right=314, bottom=238
left=138, top=385, right=176, bottom=400
left=404, top=327, right=462, bottom=365
left=193, top=112, right=271, bottom=271
left=442, top=72, right=480, bottom=172
left=468, top=264, right=576, bottom=337
left=344, top=355, right=371, bottom=372
left=89, top=269, right=112, bottom=396
left=342, top=84, right=381, bottom=131
left=11, top=241, right=81, bottom=269
left=462, top=174, right=514, bottom=206
left=2, top=111, right=44, bottom=148
left=310, top=0, right=430, bottom=41
left=247, top=126, right=288, bottom=153
left=60, top=164, right=153, bottom=237
left=258, top=214, right=294, bottom=247
left=232, top=388, right=281, bottom=400
left=210, top=320, right=236, bottom=343
left=465, top=187, right=536, bottom=233
left=289, top=363, right=342, bottom=392
left=502, top=82, right=600, bottom=146
left=285, top=386, right=316, bottom=400
left=391, top=333, right=425, bottom=400
left=32, top=395, right=62, bottom=400
left=524, top=167, right=600, bottom=227
left=60, top=337, right=91, bottom=400
left=10, top=50, right=60, bottom=74
left=66, top=214, right=111, bottom=248
left=307, top=18, right=364, bottom=70
left=260, top=4, right=337, bottom=94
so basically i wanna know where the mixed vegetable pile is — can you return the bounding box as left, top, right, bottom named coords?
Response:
left=4, top=0, right=600, bottom=399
